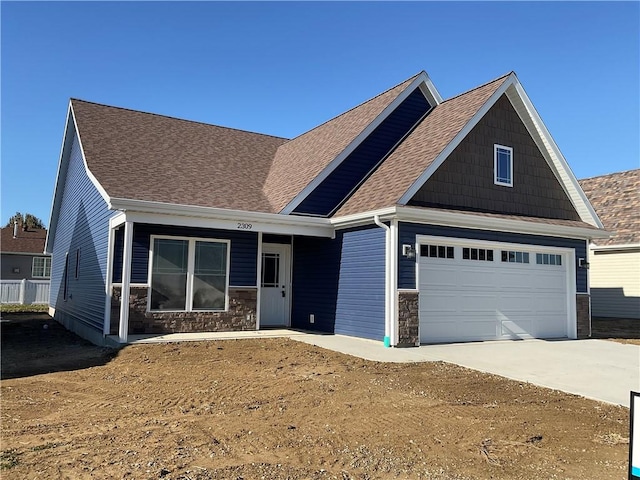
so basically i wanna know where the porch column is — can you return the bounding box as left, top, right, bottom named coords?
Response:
left=103, top=224, right=116, bottom=335
left=118, top=221, right=134, bottom=343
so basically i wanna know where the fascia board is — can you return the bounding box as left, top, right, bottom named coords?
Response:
left=398, top=73, right=517, bottom=205
left=109, top=198, right=334, bottom=238
left=330, top=207, right=398, bottom=229
left=280, top=73, right=434, bottom=215
left=508, top=80, right=603, bottom=229
left=69, top=104, right=112, bottom=205
left=46, top=103, right=114, bottom=254
left=45, top=104, right=74, bottom=254
left=1, top=251, right=50, bottom=256
left=419, top=70, right=444, bottom=105
left=395, top=206, right=612, bottom=240
left=590, top=243, right=640, bottom=251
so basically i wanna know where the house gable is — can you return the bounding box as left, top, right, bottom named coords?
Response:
left=408, top=94, right=581, bottom=221
left=292, top=87, right=432, bottom=216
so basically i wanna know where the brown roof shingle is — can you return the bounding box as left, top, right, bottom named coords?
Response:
left=579, top=169, right=640, bottom=246
left=264, top=73, right=421, bottom=212
left=71, top=73, right=421, bottom=215
left=334, top=74, right=510, bottom=216
left=1, top=226, right=47, bottom=254
left=72, top=100, right=289, bottom=213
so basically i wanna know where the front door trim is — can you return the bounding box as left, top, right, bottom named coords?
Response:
left=259, top=242, right=292, bottom=328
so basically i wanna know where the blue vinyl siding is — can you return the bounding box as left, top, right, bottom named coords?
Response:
left=49, top=131, right=113, bottom=331
left=292, top=236, right=341, bottom=333
left=292, top=226, right=385, bottom=341
left=293, top=89, right=431, bottom=216
left=112, top=224, right=258, bottom=287
left=397, top=222, right=588, bottom=292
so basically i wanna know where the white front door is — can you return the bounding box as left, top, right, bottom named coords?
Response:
left=259, top=243, right=291, bottom=327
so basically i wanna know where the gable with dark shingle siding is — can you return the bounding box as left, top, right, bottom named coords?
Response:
left=408, top=94, right=580, bottom=221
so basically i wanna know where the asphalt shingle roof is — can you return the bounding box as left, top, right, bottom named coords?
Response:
left=72, top=100, right=289, bottom=213
left=1, top=226, right=47, bottom=254
left=71, top=73, right=420, bottom=215
left=264, top=74, right=420, bottom=212
left=579, top=169, right=640, bottom=246
left=334, top=74, right=510, bottom=216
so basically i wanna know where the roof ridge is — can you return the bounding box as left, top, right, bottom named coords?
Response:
left=442, top=72, right=512, bottom=103
left=69, top=98, right=289, bottom=141
left=579, top=168, right=640, bottom=181
left=285, top=72, right=423, bottom=142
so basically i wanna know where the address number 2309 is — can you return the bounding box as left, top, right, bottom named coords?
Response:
left=237, top=222, right=253, bottom=230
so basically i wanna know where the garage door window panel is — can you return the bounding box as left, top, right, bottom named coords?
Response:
left=420, top=244, right=455, bottom=259
left=462, top=247, right=493, bottom=261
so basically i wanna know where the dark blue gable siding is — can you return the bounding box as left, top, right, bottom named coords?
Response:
left=292, top=226, right=386, bottom=341
left=50, top=131, right=113, bottom=331
left=112, top=224, right=258, bottom=286
left=293, top=88, right=431, bottom=216
left=398, top=222, right=588, bottom=292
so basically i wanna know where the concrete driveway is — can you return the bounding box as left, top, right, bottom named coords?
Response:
left=294, top=335, right=640, bottom=407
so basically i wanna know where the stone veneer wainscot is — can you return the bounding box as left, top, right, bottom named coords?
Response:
left=110, top=285, right=257, bottom=335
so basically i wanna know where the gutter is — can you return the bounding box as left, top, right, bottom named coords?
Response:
left=373, top=215, right=392, bottom=348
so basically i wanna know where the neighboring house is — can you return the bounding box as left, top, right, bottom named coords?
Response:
left=1, top=223, right=51, bottom=304
left=579, top=169, right=640, bottom=320
left=46, top=70, right=609, bottom=347
left=1, top=223, right=50, bottom=281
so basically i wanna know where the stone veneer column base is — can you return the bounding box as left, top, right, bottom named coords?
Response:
left=111, top=286, right=257, bottom=335
left=397, top=291, right=419, bottom=347
left=576, top=294, right=591, bottom=339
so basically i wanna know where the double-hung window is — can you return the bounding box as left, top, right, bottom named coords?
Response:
left=149, top=236, right=229, bottom=312
left=494, top=144, right=513, bottom=187
left=32, top=257, right=51, bottom=278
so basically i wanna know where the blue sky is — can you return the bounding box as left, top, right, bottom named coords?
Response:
left=2, top=1, right=638, bottom=228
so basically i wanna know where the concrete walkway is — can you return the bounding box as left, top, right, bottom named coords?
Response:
left=294, top=334, right=640, bottom=408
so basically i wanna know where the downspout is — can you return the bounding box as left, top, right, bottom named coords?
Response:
left=373, top=215, right=391, bottom=348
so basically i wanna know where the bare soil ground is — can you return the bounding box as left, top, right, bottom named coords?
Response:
left=1, top=314, right=631, bottom=480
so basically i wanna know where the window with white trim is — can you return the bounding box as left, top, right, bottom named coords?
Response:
left=149, top=236, right=229, bottom=312
left=494, top=144, right=513, bottom=187
left=32, top=257, right=51, bottom=278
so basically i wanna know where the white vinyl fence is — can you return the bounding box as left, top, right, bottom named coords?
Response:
left=0, top=280, right=50, bottom=305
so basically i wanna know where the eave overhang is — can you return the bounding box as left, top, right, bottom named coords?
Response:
left=108, top=198, right=334, bottom=238
left=332, top=206, right=611, bottom=241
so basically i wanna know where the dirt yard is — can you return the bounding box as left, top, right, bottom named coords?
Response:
left=1, top=314, right=631, bottom=479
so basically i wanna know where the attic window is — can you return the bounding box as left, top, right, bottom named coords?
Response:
left=494, top=144, right=513, bottom=187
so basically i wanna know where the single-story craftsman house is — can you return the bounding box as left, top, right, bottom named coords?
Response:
left=579, top=169, right=640, bottom=320
left=46, top=70, right=609, bottom=347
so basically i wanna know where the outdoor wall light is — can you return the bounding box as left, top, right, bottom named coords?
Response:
left=578, top=258, right=590, bottom=269
left=402, top=244, right=416, bottom=259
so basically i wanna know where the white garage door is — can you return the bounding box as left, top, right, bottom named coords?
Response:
left=418, top=238, right=571, bottom=344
